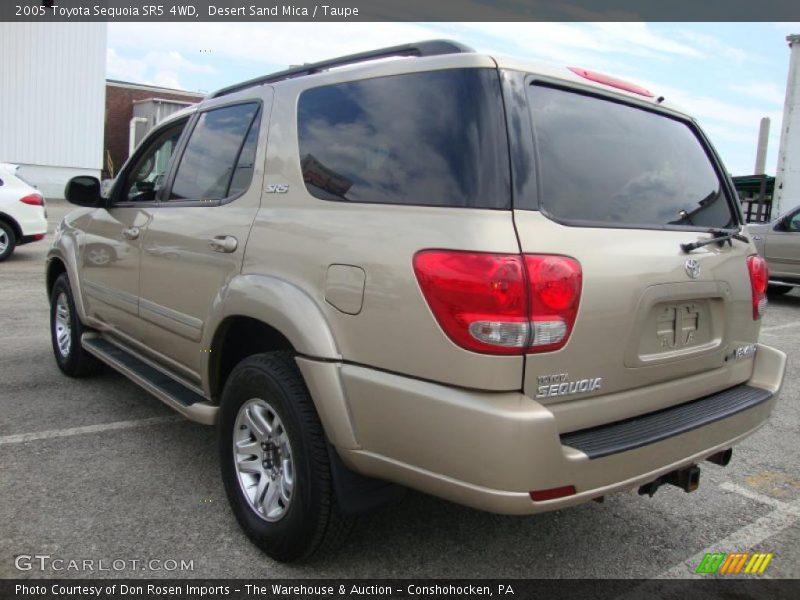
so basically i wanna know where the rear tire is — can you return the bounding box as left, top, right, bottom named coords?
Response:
left=0, top=221, right=16, bottom=262
left=218, top=352, right=353, bottom=562
left=767, top=284, right=793, bottom=296
left=50, top=273, right=102, bottom=377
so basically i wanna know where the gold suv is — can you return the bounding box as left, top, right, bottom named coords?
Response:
left=47, top=41, right=786, bottom=562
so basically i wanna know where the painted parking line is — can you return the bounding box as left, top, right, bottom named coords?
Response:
left=654, top=484, right=800, bottom=579
left=0, top=416, right=183, bottom=446
left=760, top=321, right=800, bottom=333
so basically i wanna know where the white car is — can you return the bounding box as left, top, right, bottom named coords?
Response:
left=0, top=163, right=47, bottom=261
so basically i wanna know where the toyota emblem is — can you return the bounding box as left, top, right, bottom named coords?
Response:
left=685, top=259, right=700, bottom=279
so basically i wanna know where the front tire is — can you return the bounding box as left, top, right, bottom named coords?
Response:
left=218, top=352, right=353, bottom=562
left=50, top=273, right=102, bottom=377
left=0, top=221, right=16, bottom=262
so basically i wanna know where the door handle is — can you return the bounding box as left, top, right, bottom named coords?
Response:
left=752, top=235, right=762, bottom=241
left=209, top=235, right=238, bottom=253
left=122, top=226, right=140, bottom=240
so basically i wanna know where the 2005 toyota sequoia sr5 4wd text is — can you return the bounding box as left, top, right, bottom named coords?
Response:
left=46, top=41, right=786, bottom=561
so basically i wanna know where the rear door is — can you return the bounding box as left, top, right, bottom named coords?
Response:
left=508, top=78, right=760, bottom=421
left=136, top=93, right=270, bottom=382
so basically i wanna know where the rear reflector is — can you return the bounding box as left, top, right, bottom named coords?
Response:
left=32, top=234, right=45, bottom=241
left=747, top=255, right=768, bottom=320
left=413, top=251, right=582, bottom=355
left=529, top=485, right=577, bottom=502
left=19, top=193, right=44, bottom=206
left=568, top=67, right=654, bottom=98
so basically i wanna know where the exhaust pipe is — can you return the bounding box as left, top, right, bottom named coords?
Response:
left=638, top=464, right=701, bottom=497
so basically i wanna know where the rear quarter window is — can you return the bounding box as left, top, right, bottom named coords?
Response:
left=527, top=85, right=735, bottom=230
left=297, top=68, right=510, bottom=209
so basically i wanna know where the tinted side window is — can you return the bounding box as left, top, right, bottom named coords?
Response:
left=170, top=103, right=259, bottom=201
left=527, top=85, right=735, bottom=230
left=788, top=210, right=800, bottom=232
left=122, top=121, right=186, bottom=203
left=228, top=111, right=261, bottom=197
left=297, top=69, right=510, bottom=209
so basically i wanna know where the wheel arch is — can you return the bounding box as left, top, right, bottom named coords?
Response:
left=46, top=256, right=67, bottom=300
left=203, top=275, right=357, bottom=449
left=0, top=211, right=23, bottom=240
left=45, top=239, right=89, bottom=323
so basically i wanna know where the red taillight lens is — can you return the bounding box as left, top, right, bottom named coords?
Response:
left=413, top=251, right=582, bottom=355
left=20, top=193, right=44, bottom=206
left=747, top=255, right=768, bottom=320
left=413, top=251, right=528, bottom=355
left=529, top=485, right=577, bottom=502
left=526, top=255, right=582, bottom=353
left=568, top=67, right=654, bottom=98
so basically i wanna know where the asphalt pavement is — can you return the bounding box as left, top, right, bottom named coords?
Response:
left=1, top=201, right=798, bottom=579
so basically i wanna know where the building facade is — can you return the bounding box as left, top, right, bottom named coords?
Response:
left=104, top=81, right=205, bottom=179
left=0, top=23, right=106, bottom=198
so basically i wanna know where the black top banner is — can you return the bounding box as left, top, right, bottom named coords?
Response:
left=2, top=0, right=800, bottom=22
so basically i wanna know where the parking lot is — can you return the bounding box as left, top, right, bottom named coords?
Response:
left=1, top=200, right=798, bottom=579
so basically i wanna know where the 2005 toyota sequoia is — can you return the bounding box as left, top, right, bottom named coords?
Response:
left=47, top=41, right=786, bottom=561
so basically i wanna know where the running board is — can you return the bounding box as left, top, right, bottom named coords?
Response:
left=82, top=334, right=218, bottom=425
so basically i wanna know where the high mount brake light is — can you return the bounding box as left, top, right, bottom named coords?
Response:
left=568, top=67, right=654, bottom=98
left=413, top=251, right=582, bottom=355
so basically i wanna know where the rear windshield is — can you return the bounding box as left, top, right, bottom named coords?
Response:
left=527, top=85, right=735, bottom=230
left=297, top=69, right=510, bottom=209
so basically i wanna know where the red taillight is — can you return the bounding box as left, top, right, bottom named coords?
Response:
left=525, top=255, right=582, bottom=353
left=413, top=251, right=528, bottom=355
left=568, top=67, right=654, bottom=98
left=413, top=251, right=582, bottom=355
left=747, top=255, right=768, bottom=320
left=20, top=193, right=44, bottom=206
left=529, top=485, right=577, bottom=502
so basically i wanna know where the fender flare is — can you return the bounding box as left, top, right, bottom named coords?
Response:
left=202, top=275, right=358, bottom=448
left=46, top=237, right=89, bottom=323
left=202, top=274, right=340, bottom=360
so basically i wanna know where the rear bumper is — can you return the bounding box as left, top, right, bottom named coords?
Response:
left=317, top=343, right=785, bottom=515
left=15, top=207, right=48, bottom=239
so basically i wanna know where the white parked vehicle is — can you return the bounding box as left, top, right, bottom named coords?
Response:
left=0, top=163, right=47, bottom=261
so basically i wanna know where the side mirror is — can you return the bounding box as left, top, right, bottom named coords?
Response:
left=64, top=176, right=103, bottom=207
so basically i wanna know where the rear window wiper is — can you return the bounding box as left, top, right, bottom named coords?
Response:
left=680, top=229, right=749, bottom=254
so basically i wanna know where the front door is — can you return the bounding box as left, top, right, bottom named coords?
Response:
left=136, top=95, right=270, bottom=382
left=80, top=119, right=188, bottom=339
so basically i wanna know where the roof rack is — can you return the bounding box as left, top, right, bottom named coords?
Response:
left=209, top=39, right=475, bottom=99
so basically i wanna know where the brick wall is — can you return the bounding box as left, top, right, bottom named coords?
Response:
left=104, top=83, right=203, bottom=179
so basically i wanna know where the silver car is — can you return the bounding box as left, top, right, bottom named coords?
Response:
left=748, top=206, right=800, bottom=295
